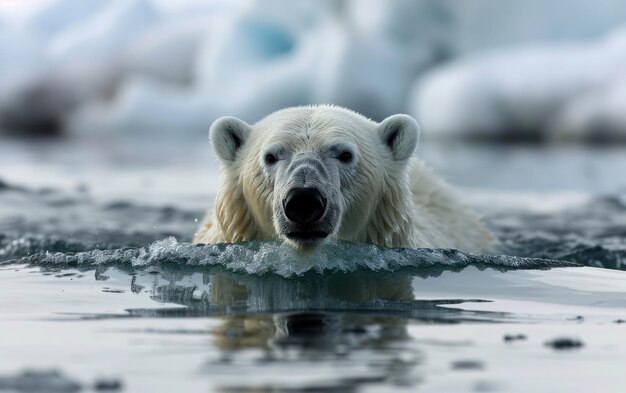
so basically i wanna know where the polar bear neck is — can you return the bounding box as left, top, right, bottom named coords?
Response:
left=214, top=172, right=264, bottom=243
left=360, top=167, right=418, bottom=248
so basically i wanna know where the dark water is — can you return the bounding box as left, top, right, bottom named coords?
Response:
left=1, top=175, right=624, bottom=272
left=490, top=195, right=626, bottom=270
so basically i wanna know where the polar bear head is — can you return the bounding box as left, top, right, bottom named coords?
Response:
left=210, top=106, right=420, bottom=249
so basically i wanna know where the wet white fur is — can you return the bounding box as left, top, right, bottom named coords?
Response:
left=194, top=105, right=493, bottom=253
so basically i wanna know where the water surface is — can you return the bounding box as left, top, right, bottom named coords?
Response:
left=1, top=138, right=626, bottom=392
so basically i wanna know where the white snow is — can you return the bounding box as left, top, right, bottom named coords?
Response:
left=2, top=0, right=626, bottom=139
left=0, top=0, right=452, bottom=133
left=46, top=0, right=161, bottom=66
left=411, top=27, right=626, bottom=141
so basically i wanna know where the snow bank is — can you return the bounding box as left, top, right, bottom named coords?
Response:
left=46, top=0, right=160, bottom=66
left=411, top=27, right=626, bottom=141
left=2, top=0, right=626, bottom=138
left=0, top=0, right=451, bottom=134
left=0, top=0, right=216, bottom=133
left=310, top=0, right=452, bottom=121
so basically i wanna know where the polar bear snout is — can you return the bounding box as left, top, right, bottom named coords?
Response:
left=273, top=152, right=343, bottom=248
left=283, top=188, right=327, bottom=224
left=278, top=184, right=338, bottom=247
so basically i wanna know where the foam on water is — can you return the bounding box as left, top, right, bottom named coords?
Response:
left=7, top=236, right=577, bottom=278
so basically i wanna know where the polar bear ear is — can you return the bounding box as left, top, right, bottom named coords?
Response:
left=377, top=114, right=420, bottom=161
left=210, top=116, right=252, bottom=164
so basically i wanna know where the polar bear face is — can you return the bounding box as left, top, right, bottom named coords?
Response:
left=210, top=107, right=419, bottom=249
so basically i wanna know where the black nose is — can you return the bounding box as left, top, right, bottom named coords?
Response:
left=284, top=188, right=326, bottom=224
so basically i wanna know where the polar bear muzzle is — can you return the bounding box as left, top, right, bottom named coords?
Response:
left=283, top=188, right=326, bottom=225
left=281, top=186, right=332, bottom=245
left=276, top=154, right=340, bottom=248
left=282, top=187, right=330, bottom=244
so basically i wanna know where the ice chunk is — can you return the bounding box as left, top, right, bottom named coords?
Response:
left=0, top=25, right=47, bottom=101
left=193, top=0, right=337, bottom=123
left=551, top=76, right=626, bottom=142
left=7, top=0, right=626, bottom=135
left=66, top=76, right=221, bottom=134
left=411, top=27, right=626, bottom=141
left=46, top=0, right=161, bottom=66
left=313, top=0, right=453, bottom=120
left=26, top=0, right=106, bottom=36
left=68, top=1, right=336, bottom=133
left=0, top=0, right=162, bottom=134
left=122, top=18, right=210, bottom=86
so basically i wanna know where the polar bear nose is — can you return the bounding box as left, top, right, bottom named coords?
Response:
left=284, top=188, right=326, bottom=224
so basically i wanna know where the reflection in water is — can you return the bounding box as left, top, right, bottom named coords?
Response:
left=127, top=266, right=500, bottom=322
left=207, top=312, right=419, bottom=392
left=20, top=265, right=507, bottom=391
left=78, top=265, right=502, bottom=391
left=196, top=270, right=420, bottom=391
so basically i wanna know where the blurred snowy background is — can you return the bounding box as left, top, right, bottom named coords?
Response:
left=2, top=0, right=626, bottom=141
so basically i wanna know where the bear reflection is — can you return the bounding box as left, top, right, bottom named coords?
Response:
left=146, top=269, right=414, bottom=315
left=142, top=269, right=414, bottom=351
left=205, top=271, right=413, bottom=353
left=122, top=267, right=424, bottom=390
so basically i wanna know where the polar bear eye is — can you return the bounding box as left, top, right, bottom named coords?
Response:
left=265, top=153, right=278, bottom=165
left=338, top=151, right=353, bottom=163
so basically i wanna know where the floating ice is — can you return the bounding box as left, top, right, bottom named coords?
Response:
left=0, top=0, right=454, bottom=134
left=312, top=0, right=453, bottom=120
left=46, top=0, right=160, bottom=65
left=0, top=26, right=47, bottom=109
left=123, top=18, right=210, bottom=86
left=193, top=0, right=337, bottom=122
left=66, top=76, right=221, bottom=134
left=4, top=0, right=626, bottom=135
left=8, top=237, right=577, bottom=278
left=411, top=27, right=626, bottom=141
left=25, top=0, right=106, bottom=36
left=0, top=0, right=163, bottom=133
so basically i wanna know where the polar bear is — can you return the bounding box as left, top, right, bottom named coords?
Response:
left=194, top=106, right=493, bottom=253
